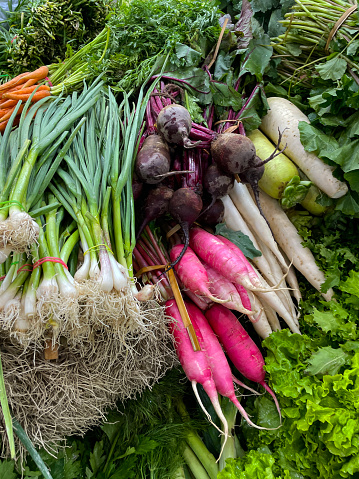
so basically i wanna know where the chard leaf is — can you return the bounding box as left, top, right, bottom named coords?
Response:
left=174, top=43, right=202, bottom=67
left=215, top=223, right=262, bottom=258
left=315, top=56, right=347, bottom=81
left=242, top=34, right=273, bottom=81
left=235, top=0, right=253, bottom=50
left=305, top=346, right=349, bottom=376
left=210, top=82, right=243, bottom=109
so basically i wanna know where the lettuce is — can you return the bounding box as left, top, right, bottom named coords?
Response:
left=237, top=330, right=359, bottom=478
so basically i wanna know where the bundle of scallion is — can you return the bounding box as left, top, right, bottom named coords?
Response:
left=0, top=78, right=162, bottom=345
left=271, top=0, right=359, bottom=86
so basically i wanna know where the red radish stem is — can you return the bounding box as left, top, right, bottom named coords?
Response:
left=205, top=304, right=281, bottom=423
left=166, top=299, right=229, bottom=446
left=186, top=301, right=269, bottom=431
left=170, top=245, right=228, bottom=304
left=202, top=262, right=253, bottom=316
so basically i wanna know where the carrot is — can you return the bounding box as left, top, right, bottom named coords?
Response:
left=205, top=304, right=282, bottom=423
left=3, top=85, right=50, bottom=97
left=3, top=90, right=51, bottom=102
left=20, top=78, right=41, bottom=89
left=0, top=114, right=20, bottom=133
left=0, top=105, right=24, bottom=122
left=0, top=72, right=30, bottom=92
left=0, top=100, right=17, bottom=110
left=21, top=66, right=49, bottom=82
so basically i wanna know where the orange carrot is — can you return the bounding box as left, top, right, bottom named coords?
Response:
left=3, top=90, right=51, bottom=102
left=0, top=72, right=30, bottom=92
left=21, top=78, right=40, bottom=89
left=21, top=66, right=49, bottom=82
left=0, top=100, right=17, bottom=109
left=0, top=104, right=24, bottom=122
left=3, top=85, right=50, bottom=98
left=0, top=114, right=20, bottom=133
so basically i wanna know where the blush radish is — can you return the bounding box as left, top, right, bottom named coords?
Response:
left=185, top=301, right=273, bottom=430
left=135, top=134, right=171, bottom=184
left=166, top=299, right=229, bottom=444
left=168, top=188, right=203, bottom=267
left=205, top=304, right=281, bottom=423
left=156, top=104, right=199, bottom=148
left=170, top=245, right=228, bottom=304
left=216, top=232, right=300, bottom=334
left=189, top=227, right=277, bottom=293
left=202, top=262, right=253, bottom=315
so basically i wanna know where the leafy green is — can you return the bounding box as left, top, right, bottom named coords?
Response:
left=215, top=223, right=262, bottom=258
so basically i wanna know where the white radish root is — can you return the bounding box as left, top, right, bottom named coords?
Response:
left=229, top=182, right=288, bottom=270
left=259, top=97, right=348, bottom=199
left=258, top=190, right=333, bottom=301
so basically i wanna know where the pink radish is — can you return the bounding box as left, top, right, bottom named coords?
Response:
left=166, top=299, right=229, bottom=445
left=215, top=233, right=300, bottom=334
left=202, top=262, right=253, bottom=316
left=185, top=301, right=273, bottom=431
left=205, top=304, right=281, bottom=422
left=189, top=227, right=275, bottom=293
left=217, top=235, right=261, bottom=287
left=170, top=245, right=228, bottom=304
left=184, top=290, right=213, bottom=311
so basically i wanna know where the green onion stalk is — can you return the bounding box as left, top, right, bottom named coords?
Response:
left=0, top=80, right=104, bottom=264
left=50, top=97, right=129, bottom=293
left=271, top=0, right=359, bottom=86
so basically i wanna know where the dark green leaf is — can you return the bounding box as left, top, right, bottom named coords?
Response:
left=215, top=223, right=262, bottom=258
left=315, top=56, right=347, bottom=81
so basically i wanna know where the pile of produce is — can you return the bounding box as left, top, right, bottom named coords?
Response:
left=0, top=0, right=358, bottom=477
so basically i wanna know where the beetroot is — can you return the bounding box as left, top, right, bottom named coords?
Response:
left=135, top=134, right=171, bottom=184
left=211, top=133, right=256, bottom=175
left=132, top=172, right=143, bottom=201
left=136, top=185, right=174, bottom=239
left=200, top=198, right=224, bottom=226
left=168, top=188, right=203, bottom=267
left=203, top=164, right=234, bottom=199
left=156, top=104, right=199, bottom=148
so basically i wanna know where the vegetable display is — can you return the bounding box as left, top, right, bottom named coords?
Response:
left=0, top=0, right=358, bottom=477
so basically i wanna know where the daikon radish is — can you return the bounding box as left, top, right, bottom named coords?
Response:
left=222, top=195, right=278, bottom=287
left=256, top=239, right=298, bottom=321
left=229, top=182, right=288, bottom=270
left=259, top=97, right=348, bottom=199
left=258, top=190, right=333, bottom=301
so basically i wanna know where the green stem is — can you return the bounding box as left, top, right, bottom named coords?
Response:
left=182, top=444, right=210, bottom=479
left=60, top=230, right=80, bottom=263
left=0, top=352, right=15, bottom=459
